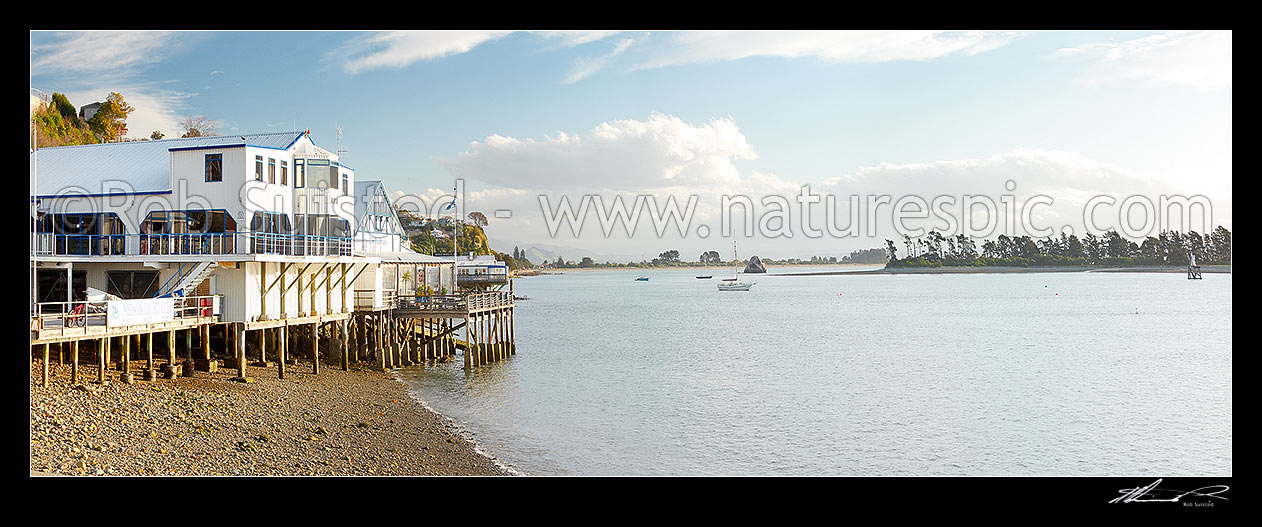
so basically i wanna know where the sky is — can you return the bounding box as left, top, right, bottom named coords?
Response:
left=29, top=30, right=1232, bottom=262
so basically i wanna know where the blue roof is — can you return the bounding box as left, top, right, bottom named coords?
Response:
left=31, top=132, right=306, bottom=197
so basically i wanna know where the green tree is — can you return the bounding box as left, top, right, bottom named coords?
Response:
left=1209, top=225, right=1232, bottom=263
left=50, top=93, right=82, bottom=127
left=86, top=92, right=134, bottom=142
left=1064, top=234, right=1085, bottom=259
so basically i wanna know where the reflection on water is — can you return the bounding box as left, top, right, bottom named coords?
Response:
left=396, top=267, right=1232, bottom=476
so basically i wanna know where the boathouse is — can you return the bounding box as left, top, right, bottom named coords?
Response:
left=30, top=131, right=515, bottom=386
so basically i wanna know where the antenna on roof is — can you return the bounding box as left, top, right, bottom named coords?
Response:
left=335, top=124, right=348, bottom=158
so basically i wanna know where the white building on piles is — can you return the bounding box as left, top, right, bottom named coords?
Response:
left=30, top=131, right=452, bottom=327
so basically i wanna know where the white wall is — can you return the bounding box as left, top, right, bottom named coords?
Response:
left=169, top=146, right=249, bottom=228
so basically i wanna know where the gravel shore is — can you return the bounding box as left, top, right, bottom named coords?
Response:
left=29, top=358, right=511, bottom=476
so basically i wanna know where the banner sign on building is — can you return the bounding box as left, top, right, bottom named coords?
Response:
left=107, top=298, right=174, bottom=326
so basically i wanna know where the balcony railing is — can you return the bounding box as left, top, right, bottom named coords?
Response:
left=31, top=294, right=222, bottom=332
left=33, top=232, right=352, bottom=257
left=354, top=289, right=396, bottom=310
left=456, top=267, right=510, bottom=284
left=395, top=291, right=513, bottom=313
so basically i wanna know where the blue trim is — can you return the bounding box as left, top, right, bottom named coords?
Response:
left=169, top=144, right=245, bottom=152
left=171, top=143, right=294, bottom=153
left=33, top=190, right=172, bottom=199
left=244, top=144, right=293, bottom=151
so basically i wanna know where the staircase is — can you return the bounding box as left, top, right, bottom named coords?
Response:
left=155, top=261, right=217, bottom=297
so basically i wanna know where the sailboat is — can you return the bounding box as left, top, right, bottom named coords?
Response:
left=718, top=241, right=755, bottom=291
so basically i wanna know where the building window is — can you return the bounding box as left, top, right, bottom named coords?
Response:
left=268, top=158, right=276, bottom=184
left=205, top=153, right=222, bottom=182
left=341, top=174, right=348, bottom=194
left=295, top=162, right=305, bottom=188
left=280, top=160, right=288, bottom=186
left=255, top=156, right=263, bottom=181
left=47, top=212, right=125, bottom=255
left=249, top=211, right=294, bottom=254
left=141, top=209, right=237, bottom=255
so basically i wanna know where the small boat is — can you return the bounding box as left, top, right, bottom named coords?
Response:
left=696, top=275, right=713, bottom=279
left=635, top=276, right=649, bottom=281
left=718, top=277, right=754, bottom=291
left=719, top=241, right=756, bottom=291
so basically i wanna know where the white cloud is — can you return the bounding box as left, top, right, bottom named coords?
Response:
left=31, top=31, right=186, bottom=78
left=316, top=30, right=1015, bottom=82
left=1057, top=31, right=1232, bottom=90
left=440, top=113, right=761, bottom=190
left=815, top=148, right=1230, bottom=239
left=564, top=38, right=636, bottom=84
left=630, top=30, right=1015, bottom=71
left=328, top=31, right=513, bottom=74
left=531, top=30, right=623, bottom=47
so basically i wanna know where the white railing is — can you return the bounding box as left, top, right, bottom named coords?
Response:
left=395, top=291, right=513, bottom=313
left=32, top=232, right=353, bottom=257
left=456, top=266, right=509, bottom=283
left=354, top=289, right=396, bottom=309
left=30, top=294, right=222, bottom=332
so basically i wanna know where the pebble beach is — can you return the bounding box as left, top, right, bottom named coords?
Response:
left=29, top=359, right=511, bottom=476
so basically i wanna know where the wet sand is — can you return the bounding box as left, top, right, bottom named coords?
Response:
left=29, top=358, right=511, bottom=476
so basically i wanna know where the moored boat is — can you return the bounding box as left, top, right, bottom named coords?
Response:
left=718, top=277, right=753, bottom=291
left=719, top=241, right=755, bottom=291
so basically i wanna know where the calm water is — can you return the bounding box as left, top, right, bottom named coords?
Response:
left=396, top=267, right=1232, bottom=476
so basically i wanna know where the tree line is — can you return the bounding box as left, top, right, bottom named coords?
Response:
left=884, top=227, right=1232, bottom=268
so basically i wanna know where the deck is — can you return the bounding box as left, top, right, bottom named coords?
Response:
left=30, top=296, right=221, bottom=344
left=354, top=290, right=513, bottom=317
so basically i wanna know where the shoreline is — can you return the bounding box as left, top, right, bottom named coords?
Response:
left=516, top=263, right=882, bottom=276
left=777, top=264, right=1233, bottom=276
left=389, top=370, right=523, bottom=476
left=30, top=359, right=512, bottom=476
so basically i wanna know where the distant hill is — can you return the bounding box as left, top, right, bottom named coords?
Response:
left=487, top=238, right=638, bottom=265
